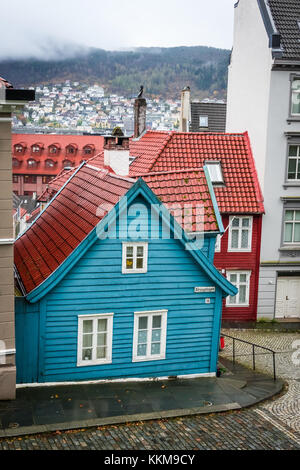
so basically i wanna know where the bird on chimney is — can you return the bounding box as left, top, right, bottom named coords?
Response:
left=0, top=77, right=13, bottom=89
left=137, top=86, right=144, bottom=98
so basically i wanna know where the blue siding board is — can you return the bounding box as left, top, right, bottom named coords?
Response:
left=16, top=195, right=225, bottom=383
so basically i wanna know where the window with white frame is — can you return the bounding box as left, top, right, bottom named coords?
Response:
left=291, top=78, right=300, bottom=115
left=215, top=234, right=221, bottom=252
left=226, top=271, right=251, bottom=306
left=77, top=314, right=113, bottom=366
left=205, top=162, right=224, bottom=184
left=228, top=216, right=252, bottom=251
left=199, top=115, right=208, bottom=127
left=133, top=310, right=167, bottom=362
left=122, top=242, right=148, bottom=274
left=283, top=209, right=300, bottom=244
left=287, top=145, right=300, bottom=180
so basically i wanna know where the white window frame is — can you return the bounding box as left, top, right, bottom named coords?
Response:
left=283, top=209, right=300, bottom=244
left=215, top=234, right=221, bottom=252
left=132, top=310, right=168, bottom=362
left=205, top=161, right=224, bottom=184
left=77, top=313, right=113, bottom=367
left=291, top=78, right=300, bottom=116
left=228, top=216, right=253, bottom=252
left=122, top=242, right=148, bottom=274
left=287, top=144, right=300, bottom=181
left=226, top=271, right=251, bottom=307
left=199, top=115, right=208, bottom=127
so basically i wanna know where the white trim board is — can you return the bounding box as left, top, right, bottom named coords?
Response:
left=16, top=372, right=216, bottom=388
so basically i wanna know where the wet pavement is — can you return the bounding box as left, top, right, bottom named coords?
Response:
left=0, top=359, right=283, bottom=438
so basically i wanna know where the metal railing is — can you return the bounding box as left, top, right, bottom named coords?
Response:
left=221, top=333, right=277, bottom=381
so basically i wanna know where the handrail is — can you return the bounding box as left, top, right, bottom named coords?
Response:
left=221, top=333, right=277, bottom=381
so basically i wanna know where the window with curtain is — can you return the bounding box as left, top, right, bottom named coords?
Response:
left=77, top=314, right=113, bottom=366
left=226, top=271, right=251, bottom=306
left=291, top=79, right=300, bottom=115
left=133, top=310, right=167, bottom=362
left=228, top=216, right=253, bottom=251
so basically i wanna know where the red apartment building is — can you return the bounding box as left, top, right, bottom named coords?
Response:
left=12, top=134, right=104, bottom=197
left=129, top=131, right=265, bottom=323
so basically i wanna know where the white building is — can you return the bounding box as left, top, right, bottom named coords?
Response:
left=226, top=0, right=300, bottom=320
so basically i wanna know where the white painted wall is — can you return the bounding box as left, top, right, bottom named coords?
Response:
left=226, top=0, right=300, bottom=319
left=262, top=70, right=300, bottom=262
left=226, top=0, right=273, bottom=192
left=104, top=149, right=130, bottom=176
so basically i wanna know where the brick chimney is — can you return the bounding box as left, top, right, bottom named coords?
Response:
left=0, top=78, right=35, bottom=400
left=104, top=136, right=130, bottom=176
left=179, top=86, right=191, bottom=132
left=134, top=97, right=147, bottom=139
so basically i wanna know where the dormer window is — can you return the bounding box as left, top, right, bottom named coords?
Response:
left=27, top=159, right=38, bottom=168
left=45, top=159, right=55, bottom=169
left=15, top=144, right=24, bottom=153
left=32, top=145, right=40, bottom=153
left=205, top=162, right=224, bottom=184
left=12, top=158, right=20, bottom=168
left=66, top=145, right=77, bottom=155
left=63, top=159, right=73, bottom=169
left=49, top=145, right=58, bottom=154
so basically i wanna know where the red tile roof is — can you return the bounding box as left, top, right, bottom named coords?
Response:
left=142, top=169, right=218, bottom=232
left=15, top=166, right=134, bottom=295
left=38, top=151, right=113, bottom=202
left=15, top=163, right=219, bottom=295
left=130, top=131, right=264, bottom=214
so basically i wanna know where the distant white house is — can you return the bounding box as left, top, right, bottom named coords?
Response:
left=226, top=0, right=300, bottom=320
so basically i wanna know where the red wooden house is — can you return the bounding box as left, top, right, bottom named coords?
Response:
left=129, top=130, right=265, bottom=323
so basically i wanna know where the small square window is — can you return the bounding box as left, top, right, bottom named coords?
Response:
left=122, top=242, right=148, bottom=274
left=133, top=310, right=167, bottom=362
left=199, top=115, right=208, bottom=127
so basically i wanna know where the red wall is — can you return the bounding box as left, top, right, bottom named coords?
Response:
left=214, top=214, right=262, bottom=322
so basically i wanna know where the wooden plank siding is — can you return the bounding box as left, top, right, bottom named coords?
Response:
left=214, top=214, right=262, bottom=322
left=15, top=197, right=223, bottom=383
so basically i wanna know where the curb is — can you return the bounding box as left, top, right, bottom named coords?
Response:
left=0, top=402, right=241, bottom=438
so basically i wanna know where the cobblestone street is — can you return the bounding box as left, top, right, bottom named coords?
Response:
left=0, top=330, right=299, bottom=451
left=220, top=329, right=300, bottom=436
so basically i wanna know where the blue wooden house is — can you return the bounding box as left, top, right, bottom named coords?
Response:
left=14, top=163, right=237, bottom=384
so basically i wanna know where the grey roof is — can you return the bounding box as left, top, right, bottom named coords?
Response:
left=190, top=102, right=227, bottom=133
left=267, top=0, right=300, bottom=60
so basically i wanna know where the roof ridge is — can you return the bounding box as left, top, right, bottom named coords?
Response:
left=16, top=161, right=87, bottom=241
left=147, top=132, right=174, bottom=172
left=243, top=131, right=265, bottom=214
left=135, top=167, right=205, bottom=177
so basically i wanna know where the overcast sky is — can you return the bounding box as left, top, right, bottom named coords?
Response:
left=1, top=0, right=236, bottom=60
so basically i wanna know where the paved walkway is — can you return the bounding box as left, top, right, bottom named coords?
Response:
left=0, top=330, right=299, bottom=450
left=0, top=361, right=283, bottom=438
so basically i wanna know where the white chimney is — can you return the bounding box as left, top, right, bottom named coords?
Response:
left=179, top=86, right=191, bottom=132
